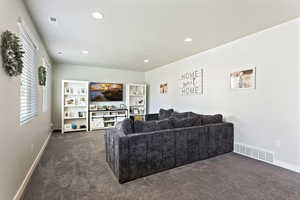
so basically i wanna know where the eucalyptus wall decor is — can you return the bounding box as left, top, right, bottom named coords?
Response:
left=38, top=66, right=47, bottom=86
left=1, top=30, right=25, bottom=76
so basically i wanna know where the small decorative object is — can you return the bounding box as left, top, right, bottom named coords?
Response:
left=230, top=67, right=256, bottom=89
left=90, top=104, right=97, bottom=110
left=64, top=111, right=70, bottom=118
left=1, top=30, right=25, bottom=76
left=71, top=124, right=77, bottom=129
left=80, top=125, right=87, bottom=129
left=65, top=97, right=75, bottom=105
left=80, top=88, right=86, bottom=95
left=179, top=69, right=203, bottom=96
left=38, top=66, right=46, bottom=86
left=120, top=104, right=126, bottom=109
left=78, top=97, right=86, bottom=105
left=65, top=87, right=73, bottom=94
left=64, top=124, right=72, bottom=130
left=160, top=83, right=168, bottom=94
left=78, top=111, right=85, bottom=118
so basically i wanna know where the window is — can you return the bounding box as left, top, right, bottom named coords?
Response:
left=19, top=22, right=38, bottom=125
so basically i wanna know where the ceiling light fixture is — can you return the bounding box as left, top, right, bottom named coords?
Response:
left=184, top=37, right=193, bottom=42
left=144, top=59, right=149, bottom=63
left=92, top=12, right=104, bottom=20
left=82, top=50, right=89, bottom=54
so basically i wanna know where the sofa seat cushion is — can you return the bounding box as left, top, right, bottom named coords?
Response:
left=116, top=118, right=134, bottom=135
left=159, top=108, right=174, bottom=120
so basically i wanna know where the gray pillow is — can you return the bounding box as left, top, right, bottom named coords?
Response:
left=159, top=108, right=174, bottom=120
left=134, top=120, right=157, bottom=133
left=201, top=114, right=223, bottom=125
left=116, top=118, right=134, bottom=135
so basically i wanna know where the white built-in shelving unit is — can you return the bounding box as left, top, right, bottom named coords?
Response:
left=89, top=109, right=128, bottom=131
left=126, top=83, right=147, bottom=118
left=61, top=80, right=89, bottom=134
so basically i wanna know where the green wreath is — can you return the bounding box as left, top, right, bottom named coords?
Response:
left=1, top=30, right=25, bottom=76
left=38, top=66, right=47, bottom=86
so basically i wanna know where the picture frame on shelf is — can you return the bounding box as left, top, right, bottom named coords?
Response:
left=80, top=88, right=86, bottom=95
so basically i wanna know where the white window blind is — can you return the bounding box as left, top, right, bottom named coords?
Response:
left=19, top=22, right=38, bottom=125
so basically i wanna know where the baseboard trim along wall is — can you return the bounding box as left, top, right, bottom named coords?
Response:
left=13, top=133, right=52, bottom=200
left=234, top=142, right=300, bottom=174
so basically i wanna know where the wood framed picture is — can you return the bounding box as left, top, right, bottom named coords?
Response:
left=230, top=67, right=256, bottom=89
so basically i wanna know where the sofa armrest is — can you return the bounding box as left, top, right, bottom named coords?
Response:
left=104, top=128, right=129, bottom=183
left=145, top=113, right=159, bottom=121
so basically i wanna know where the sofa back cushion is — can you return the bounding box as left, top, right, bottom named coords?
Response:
left=170, top=116, right=202, bottom=128
left=134, top=118, right=173, bottom=133
left=159, top=108, right=174, bottom=120
left=116, top=118, right=134, bottom=135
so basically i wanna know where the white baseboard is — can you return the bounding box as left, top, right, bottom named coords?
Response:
left=234, top=142, right=300, bottom=174
left=13, top=133, right=52, bottom=200
left=274, top=160, right=300, bottom=174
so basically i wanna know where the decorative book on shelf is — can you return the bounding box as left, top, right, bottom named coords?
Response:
left=61, top=80, right=89, bottom=134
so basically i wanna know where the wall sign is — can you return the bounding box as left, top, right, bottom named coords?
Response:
left=179, top=69, right=203, bottom=96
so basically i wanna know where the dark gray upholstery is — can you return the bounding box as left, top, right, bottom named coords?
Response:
left=159, top=108, right=174, bottom=119
left=115, top=118, right=134, bottom=135
left=105, top=122, right=234, bottom=183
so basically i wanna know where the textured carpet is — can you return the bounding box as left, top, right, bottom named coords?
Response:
left=22, top=131, right=300, bottom=200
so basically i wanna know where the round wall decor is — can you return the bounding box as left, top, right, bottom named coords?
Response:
left=1, top=30, right=25, bottom=77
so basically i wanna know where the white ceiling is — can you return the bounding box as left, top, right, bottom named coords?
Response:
left=24, top=0, right=300, bottom=71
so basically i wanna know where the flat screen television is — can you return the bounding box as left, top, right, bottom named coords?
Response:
left=89, top=82, right=123, bottom=102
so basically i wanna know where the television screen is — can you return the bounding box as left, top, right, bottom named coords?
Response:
left=90, top=83, right=123, bottom=102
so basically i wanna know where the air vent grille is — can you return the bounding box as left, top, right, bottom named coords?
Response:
left=234, top=143, right=274, bottom=164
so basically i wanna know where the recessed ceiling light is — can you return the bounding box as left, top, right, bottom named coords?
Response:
left=184, top=37, right=193, bottom=42
left=92, top=12, right=104, bottom=20
left=82, top=50, right=89, bottom=54
left=144, top=59, right=149, bottom=63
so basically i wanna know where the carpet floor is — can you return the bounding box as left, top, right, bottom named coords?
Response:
left=22, top=131, right=300, bottom=200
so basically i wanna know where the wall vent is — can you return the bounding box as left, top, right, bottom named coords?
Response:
left=234, top=143, right=274, bottom=164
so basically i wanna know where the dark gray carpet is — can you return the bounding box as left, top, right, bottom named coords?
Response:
left=22, top=131, right=300, bottom=200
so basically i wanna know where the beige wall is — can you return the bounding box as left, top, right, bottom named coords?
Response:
left=0, top=0, right=52, bottom=199
left=52, top=64, right=145, bottom=129
left=146, top=18, right=300, bottom=171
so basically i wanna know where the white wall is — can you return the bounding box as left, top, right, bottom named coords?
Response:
left=146, top=18, right=300, bottom=170
left=52, top=64, right=145, bottom=129
left=0, top=0, right=52, bottom=199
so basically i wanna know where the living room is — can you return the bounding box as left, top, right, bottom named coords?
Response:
left=1, top=0, right=300, bottom=199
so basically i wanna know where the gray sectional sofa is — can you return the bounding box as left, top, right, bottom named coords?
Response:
left=105, top=109, right=234, bottom=183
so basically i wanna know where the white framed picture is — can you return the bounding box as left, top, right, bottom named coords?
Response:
left=179, top=69, right=203, bottom=96
left=230, top=67, right=256, bottom=89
